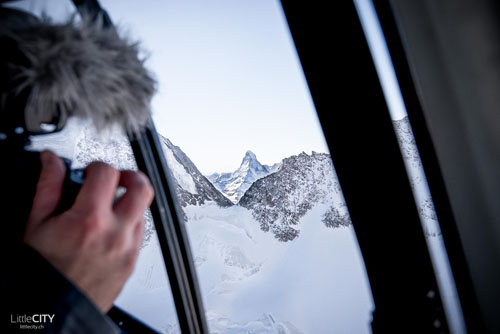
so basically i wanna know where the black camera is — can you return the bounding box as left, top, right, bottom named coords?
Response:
left=0, top=122, right=85, bottom=249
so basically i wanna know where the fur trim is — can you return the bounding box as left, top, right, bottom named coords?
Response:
left=1, top=18, right=156, bottom=135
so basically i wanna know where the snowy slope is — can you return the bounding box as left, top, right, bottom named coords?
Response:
left=26, top=116, right=442, bottom=334
left=240, top=152, right=349, bottom=241
left=72, top=127, right=232, bottom=209
left=26, top=118, right=83, bottom=161
left=208, top=151, right=278, bottom=204
left=115, top=234, right=180, bottom=334
left=118, top=203, right=374, bottom=334
left=159, top=136, right=233, bottom=208
left=29, top=121, right=231, bottom=208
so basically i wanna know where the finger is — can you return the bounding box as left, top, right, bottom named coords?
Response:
left=26, top=151, right=66, bottom=231
left=127, top=218, right=145, bottom=272
left=132, top=217, right=145, bottom=251
left=73, top=162, right=120, bottom=213
left=113, top=171, right=154, bottom=225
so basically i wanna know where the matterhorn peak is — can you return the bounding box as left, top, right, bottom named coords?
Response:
left=241, top=150, right=259, bottom=166
left=208, top=150, right=278, bottom=204
left=240, top=150, right=266, bottom=171
left=244, top=150, right=257, bottom=159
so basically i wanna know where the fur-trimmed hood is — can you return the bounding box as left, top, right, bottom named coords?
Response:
left=0, top=9, right=156, bottom=135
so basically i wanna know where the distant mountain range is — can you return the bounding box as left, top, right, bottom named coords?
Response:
left=68, top=128, right=354, bottom=241
left=28, top=117, right=428, bottom=332
left=160, top=137, right=233, bottom=208
left=72, top=128, right=232, bottom=209
left=30, top=116, right=438, bottom=242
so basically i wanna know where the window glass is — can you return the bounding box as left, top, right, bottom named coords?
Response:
left=10, top=0, right=376, bottom=332
left=29, top=122, right=180, bottom=333
left=100, top=0, right=375, bottom=333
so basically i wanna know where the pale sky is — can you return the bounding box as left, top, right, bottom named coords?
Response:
left=98, top=0, right=330, bottom=174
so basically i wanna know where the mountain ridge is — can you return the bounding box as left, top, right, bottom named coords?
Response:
left=207, top=150, right=279, bottom=204
left=159, top=136, right=233, bottom=208
left=239, top=151, right=350, bottom=241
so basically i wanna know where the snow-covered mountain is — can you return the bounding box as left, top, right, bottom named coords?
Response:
left=239, top=152, right=349, bottom=242
left=159, top=137, right=233, bottom=208
left=30, top=122, right=232, bottom=228
left=71, top=127, right=232, bottom=209
left=29, top=117, right=439, bottom=333
left=29, top=121, right=374, bottom=333
left=207, top=151, right=279, bottom=204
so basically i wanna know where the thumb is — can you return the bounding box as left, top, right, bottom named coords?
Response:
left=26, top=151, right=66, bottom=232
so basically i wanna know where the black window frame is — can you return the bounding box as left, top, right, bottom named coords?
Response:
left=370, top=1, right=483, bottom=332
left=280, top=1, right=449, bottom=332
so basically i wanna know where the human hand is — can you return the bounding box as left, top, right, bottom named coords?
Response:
left=23, top=151, right=154, bottom=313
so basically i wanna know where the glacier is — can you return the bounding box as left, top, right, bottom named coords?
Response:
left=117, top=203, right=374, bottom=334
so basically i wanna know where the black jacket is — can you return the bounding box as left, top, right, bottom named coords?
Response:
left=2, top=244, right=120, bottom=334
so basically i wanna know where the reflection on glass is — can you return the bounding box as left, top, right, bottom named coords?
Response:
left=353, top=0, right=466, bottom=333
left=100, top=0, right=375, bottom=333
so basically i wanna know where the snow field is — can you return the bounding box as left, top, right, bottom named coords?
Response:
left=117, top=202, right=374, bottom=333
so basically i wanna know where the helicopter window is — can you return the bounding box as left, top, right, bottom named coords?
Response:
left=98, top=0, right=376, bottom=333
left=8, top=0, right=385, bottom=332
left=7, top=0, right=488, bottom=332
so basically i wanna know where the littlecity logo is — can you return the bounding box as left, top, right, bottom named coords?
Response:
left=11, top=314, right=55, bottom=330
